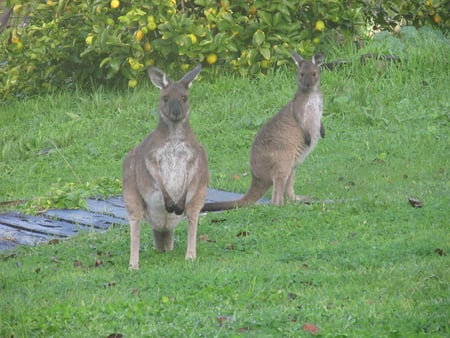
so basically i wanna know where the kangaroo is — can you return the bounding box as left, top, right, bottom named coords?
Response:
left=123, top=64, right=209, bottom=270
left=202, top=52, right=325, bottom=211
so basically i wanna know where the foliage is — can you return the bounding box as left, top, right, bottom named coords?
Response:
left=18, top=178, right=121, bottom=214
left=1, top=0, right=449, bottom=99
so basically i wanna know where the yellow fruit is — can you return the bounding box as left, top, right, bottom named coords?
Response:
left=260, top=59, right=270, bottom=69
left=206, top=53, right=218, bottom=65
left=188, top=34, right=198, bottom=44
left=433, top=14, right=441, bottom=24
left=106, top=18, right=115, bottom=26
left=147, top=21, right=157, bottom=31
left=47, top=0, right=55, bottom=5
left=143, top=42, right=152, bottom=52
left=313, top=37, right=320, bottom=44
left=144, top=59, right=155, bottom=67
left=13, top=4, right=23, bottom=13
left=180, top=63, right=190, bottom=71
left=128, top=79, right=138, bottom=88
left=314, top=20, right=325, bottom=32
left=85, top=35, right=94, bottom=45
left=248, top=6, right=257, bottom=15
left=11, top=36, right=20, bottom=44
left=110, top=0, right=120, bottom=9
left=135, top=30, right=144, bottom=41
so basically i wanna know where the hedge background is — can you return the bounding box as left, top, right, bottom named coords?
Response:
left=1, top=0, right=448, bottom=99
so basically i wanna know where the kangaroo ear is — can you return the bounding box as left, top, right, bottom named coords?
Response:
left=180, top=64, right=202, bottom=88
left=291, top=51, right=304, bottom=68
left=312, top=53, right=325, bottom=67
left=148, top=67, right=171, bottom=90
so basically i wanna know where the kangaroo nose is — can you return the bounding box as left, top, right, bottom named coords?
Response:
left=170, top=100, right=182, bottom=118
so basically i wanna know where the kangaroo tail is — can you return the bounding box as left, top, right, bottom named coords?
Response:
left=202, top=178, right=270, bottom=212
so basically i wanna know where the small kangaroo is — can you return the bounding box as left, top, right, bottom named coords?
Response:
left=202, top=52, right=325, bottom=211
left=123, top=64, right=209, bottom=270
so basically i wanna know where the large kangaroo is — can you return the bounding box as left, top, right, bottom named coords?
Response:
left=123, top=64, right=209, bottom=270
left=202, top=52, right=325, bottom=211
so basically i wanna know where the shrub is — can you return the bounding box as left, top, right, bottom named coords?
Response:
left=1, top=0, right=448, bottom=99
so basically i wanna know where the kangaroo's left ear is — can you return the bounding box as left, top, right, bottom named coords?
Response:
left=312, top=53, right=325, bottom=67
left=180, top=64, right=202, bottom=88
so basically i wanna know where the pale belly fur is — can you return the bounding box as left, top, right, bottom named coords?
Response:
left=144, top=141, right=194, bottom=230
left=296, top=93, right=322, bottom=164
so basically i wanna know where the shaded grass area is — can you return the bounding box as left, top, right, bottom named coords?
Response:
left=1, top=27, right=449, bottom=336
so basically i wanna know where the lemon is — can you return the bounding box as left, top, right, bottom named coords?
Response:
left=188, top=34, right=198, bottom=44
left=144, top=59, right=155, bottom=67
left=128, top=79, right=138, bottom=88
left=85, top=35, right=94, bottom=45
left=206, top=53, right=218, bottom=65
left=110, top=0, right=120, bottom=9
left=135, top=30, right=144, bottom=41
left=433, top=14, right=441, bottom=24
left=143, top=42, right=152, bottom=52
left=147, top=21, right=157, bottom=31
left=314, top=20, right=325, bottom=32
left=13, top=4, right=23, bottom=13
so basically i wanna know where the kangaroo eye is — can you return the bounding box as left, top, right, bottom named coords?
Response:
left=312, top=72, right=317, bottom=77
left=181, top=95, right=187, bottom=102
left=300, top=73, right=304, bottom=78
left=163, top=95, right=169, bottom=102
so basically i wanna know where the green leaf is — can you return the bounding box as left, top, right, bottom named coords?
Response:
left=252, top=29, right=265, bottom=47
left=259, top=47, right=271, bottom=60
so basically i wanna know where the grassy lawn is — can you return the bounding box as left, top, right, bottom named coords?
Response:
left=1, top=27, right=449, bottom=336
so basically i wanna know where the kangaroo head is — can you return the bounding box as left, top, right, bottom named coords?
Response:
left=148, top=65, right=202, bottom=123
left=291, top=51, right=324, bottom=92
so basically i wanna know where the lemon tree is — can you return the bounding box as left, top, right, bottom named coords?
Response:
left=1, top=0, right=448, bottom=100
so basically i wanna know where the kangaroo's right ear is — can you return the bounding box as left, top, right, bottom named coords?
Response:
left=180, top=64, right=202, bottom=88
left=291, top=51, right=304, bottom=68
left=148, top=67, right=171, bottom=90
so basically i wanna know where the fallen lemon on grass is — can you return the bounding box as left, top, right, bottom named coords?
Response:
left=314, top=20, right=325, bottom=32
left=206, top=53, right=218, bottom=65
left=128, top=79, right=137, bottom=88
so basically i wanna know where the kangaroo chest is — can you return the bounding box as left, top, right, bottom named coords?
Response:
left=156, top=139, right=195, bottom=197
left=293, top=92, right=323, bottom=162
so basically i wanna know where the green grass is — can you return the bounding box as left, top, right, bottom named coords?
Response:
left=1, top=26, right=449, bottom=336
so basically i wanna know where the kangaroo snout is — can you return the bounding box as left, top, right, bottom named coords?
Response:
left=169, top=99, right=183, bottom=119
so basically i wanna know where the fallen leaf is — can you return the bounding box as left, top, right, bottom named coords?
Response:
left=51, top=256, right=61, bottom=264
left=73, top=260, right=83, bottom=268
left=408, top=197, right=423, bottom=208
left=95, top=259, right=103, bottom=267
left=434, top=248, right=446, bottom=256
left=303, top=323, right=320, bottom=335
left=236, top=327, right=251, bottom=333
left=211, top=218, right=226, bottom=223
left=287, top=292, right=298, bottom=300
left=48, top=239, right=59, bottom=245
left=232, top=174, right=240, bottom=180
left=217, top=315, right=234, bottom=327
left=236, top=231, right=250, bottom=237
left=226, top=244, right=235, bottom=251
left=103, top=282, right=116, bottom=288
left=106, top=334, right=123, bottom=338
left=132, top=288, right=140, bottom=296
